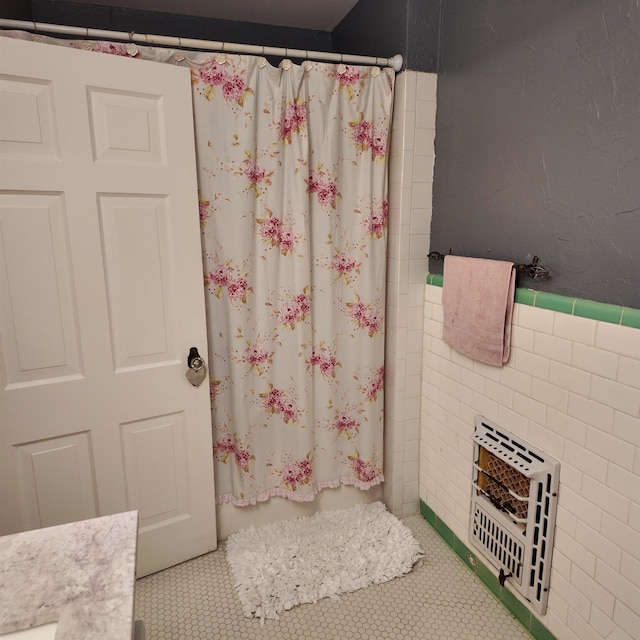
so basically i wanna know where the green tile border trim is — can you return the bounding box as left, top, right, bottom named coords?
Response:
left=425, top=275, right=639, bottom=328
left=419, top=500, right=558, bottom=640
left=426, top=273, right=443, bottom=287
left=622, top=306, right=640, bottom=329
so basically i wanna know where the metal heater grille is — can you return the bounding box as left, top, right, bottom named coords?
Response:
left=469, top=415, right=560, bottom=614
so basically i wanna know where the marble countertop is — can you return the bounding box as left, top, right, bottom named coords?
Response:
left=0, top=511, right=138, bottom=639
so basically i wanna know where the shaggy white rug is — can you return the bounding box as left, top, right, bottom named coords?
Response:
left=225, top=501, right=423, bottom=623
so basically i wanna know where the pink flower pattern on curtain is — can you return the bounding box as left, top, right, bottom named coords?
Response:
left=193, top=55, right=394, bottom=506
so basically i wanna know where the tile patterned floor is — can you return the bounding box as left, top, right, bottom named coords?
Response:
left=135, top=513, right=532, bottom=639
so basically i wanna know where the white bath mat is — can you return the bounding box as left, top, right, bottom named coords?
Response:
left=225, top=501, right=423, bottom=623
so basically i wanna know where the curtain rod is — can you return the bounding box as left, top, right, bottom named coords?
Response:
left=0, top=18, right=404, bottom=71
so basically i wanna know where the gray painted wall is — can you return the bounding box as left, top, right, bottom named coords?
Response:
left=27, top=0, right=332, bottom=51
left=430, top=0, right=640, bottom=308
left=0, top=0, right=31, bottom=18
left=333, top=0, right=439, bottom=72
left=332, top=0, right=408, bottom=66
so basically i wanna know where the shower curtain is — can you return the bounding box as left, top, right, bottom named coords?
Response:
left=3, top=32, right=395, bottom=506
left=195, top=54, right=394, bottom=506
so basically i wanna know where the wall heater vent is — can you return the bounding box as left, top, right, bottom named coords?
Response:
left=469, top=415, right=560, bottom=614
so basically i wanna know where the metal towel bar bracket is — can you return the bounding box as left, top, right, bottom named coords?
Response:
left=427, top=250, right=549, bottom=279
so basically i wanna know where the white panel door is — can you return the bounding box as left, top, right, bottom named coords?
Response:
left=0, top=36, right=217, bottom=576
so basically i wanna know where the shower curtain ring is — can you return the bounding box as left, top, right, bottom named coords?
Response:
left=128, top=31, right=134, bottom=42
left=32, top=20, right=38, bottom=33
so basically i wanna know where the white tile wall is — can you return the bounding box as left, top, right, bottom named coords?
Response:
left=384, top=70, right=437, bottom=517
left=420, top=284, right=640, bottom=640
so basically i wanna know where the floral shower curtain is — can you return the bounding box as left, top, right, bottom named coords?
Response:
left=193, top=55, right=394, bottom=505
left=2, top=31, right=395, bottom=506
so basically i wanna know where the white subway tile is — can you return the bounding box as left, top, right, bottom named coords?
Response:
left=400, top=197, right=414, bottom=235
left=556, top=504, right=578, bottom=537
left=585, top=426, right=636, bottom=471
left=553, top=312, right=597, bottom=345
left=407, top=351, right=422, bottom=377
left=408, top=305, right=424, bottom=332
left=590, top=375, right=640, bottom=417
left=410, top=206, right=430, bottom=234
left=574, top=520, right=622, bottom=571
left=629, top=502, right=640, bottom=531
left=473, top=359, right=502, bottom=381
left=517, top=304, right=555, bottom=334
left=596, top=322, right=640, bottom=359
left=484, top=379, right=514, bottom=406
left=393, top=70, right=407, bottom=103
left=570, top=565, right=615, bottom=617
left=403, top=458, right=419, bottom=483
left=601, top=512, right=640, bottom=560
left=460, top=368, right=485, bottom=394
left=408, top=281, right=424, bottom=301
left=429, top=339, right=451, bottom=362
left=424, top=284, right=442, bottom=304
left=404, top=437, right=419, bottom=463
left=410, top=181, right=432, bottom=209
left=618, top=355, right=640, bottom=390
left=613, top=599, right=640, bottom=639
left=510, top=324, right=535, bottom=351
left=409, top=233, right=429, bottom=260
left=589, top=604, right=618, bottom=638
left=531, top=378, right=569, bottom=412
left=564, top=440, right=608, bottom=483
left=567, top=609, right=608, bottom=640
left=558, top=460, right=583, bottom=493
left=534, top=331, right=573, bottom=363
left=469, top=390, right=499, bottom=422
left=621, top=551, right=640, bottom=589
left=513, top=392, right=547, bottom=426
left=546, top=407, right=587, bottom=445
left=414, top=99, right=437, bottom=128
left=514, top=348, right=550, bottom=380
left=561, top=485, right=604, bottom=533
left=496, top=405, right=529, bottom=436
left=572, top=343, right=619, bottom=379
left=415, top=72, right=437, bottom=101
left=405, top=398, right=421, bottom=423
left=413, top=129, right=436, bottom=158
left=423, top=317, right=442, bottom=339
left=498, top=366, right=532, bottom=395
left=549, top=361, right=591, bottom=397
left=439, top=358, right=461, bottom=383
left=402, top=70, right=417, bottom=106
left=606, top=463, right=640, bottom=504
left=568, top=392, right=615, bottom=432
left=406, top=373, right=422, bottom=400
left=581, top=475, right=630, bottom=522
left=546, top=609, right=571, bottom=638
left=413, top=152, right=435, bottom=184
left=388, top=153, right=405, bottom=186
left=526, top=421, right=564, bottom=459
left=550, top=572, right=592, bottom=621
left=551, top=548, right=572, bottom=580
left=596, top=558, right=640, bottom=612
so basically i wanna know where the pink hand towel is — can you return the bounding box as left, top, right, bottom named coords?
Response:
left=442, top=255, right=516, bottom=367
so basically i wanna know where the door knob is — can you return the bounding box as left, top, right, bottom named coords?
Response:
left=186, top=347, right=207, bottom=387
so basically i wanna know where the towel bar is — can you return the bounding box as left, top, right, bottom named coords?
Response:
left=427, top=251, right=549, bottom=279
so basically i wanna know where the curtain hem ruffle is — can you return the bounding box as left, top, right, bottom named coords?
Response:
left=215, top=474, right=384, bottom=507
